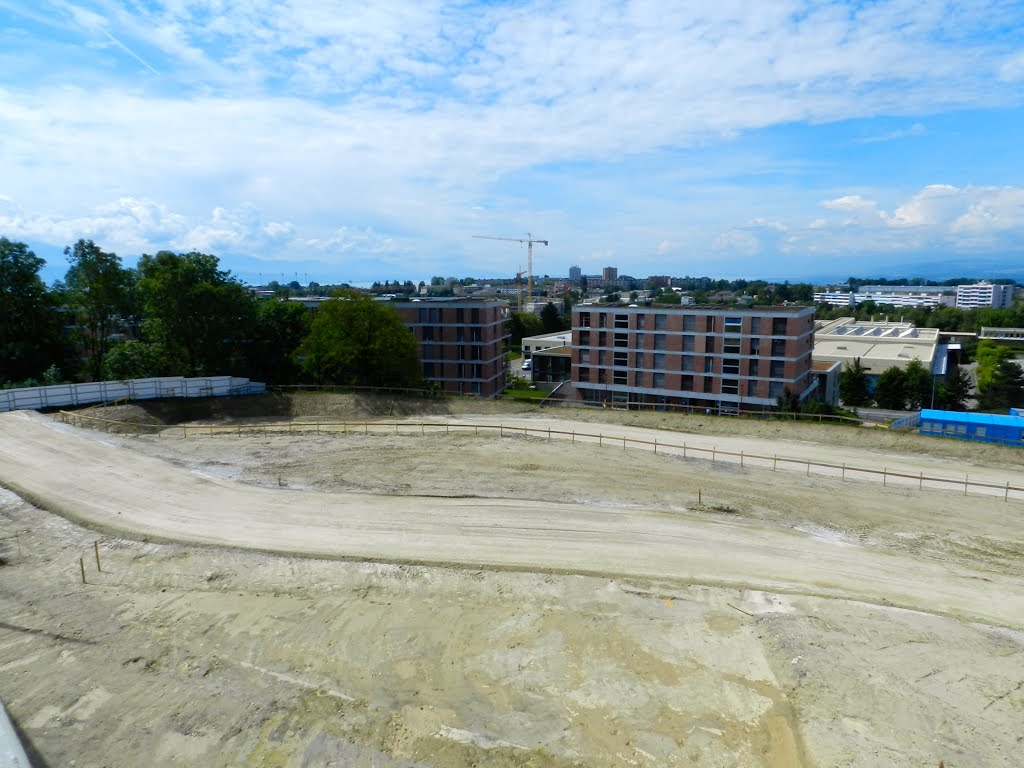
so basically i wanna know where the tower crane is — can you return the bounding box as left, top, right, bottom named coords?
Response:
left=473, top=233, right=548, bottom=309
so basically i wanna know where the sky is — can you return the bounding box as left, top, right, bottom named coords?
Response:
left=2, top=1, right=1024, bottom=286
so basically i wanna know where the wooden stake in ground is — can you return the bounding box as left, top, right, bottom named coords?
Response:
left=79, top=556, right=86, bottom=584
left=94, top=539, right=102, bottom=572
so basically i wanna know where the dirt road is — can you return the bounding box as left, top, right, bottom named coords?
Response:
left=1, top=406, right=1023, bottom=767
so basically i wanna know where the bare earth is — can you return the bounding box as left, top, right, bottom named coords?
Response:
left=1, top=398, right=1023, bottom=767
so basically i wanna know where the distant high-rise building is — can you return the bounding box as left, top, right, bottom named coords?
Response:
left=602, top=266, right=618, bottom=283
left=569, top=265, right=582, bottom=283
left=955, top=282, right=1015, bottom=309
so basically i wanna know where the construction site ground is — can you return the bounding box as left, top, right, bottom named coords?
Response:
left=1, top=394, right=1022, bottom=768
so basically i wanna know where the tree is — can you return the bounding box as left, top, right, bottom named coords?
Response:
left=975, top=339, right=1010, bottom=392
left=935, top=365, right=972, bottom=411
left=137, top=251, right=256, bottom=376
left=246, top=299, right=310, bottom=383
left=540, top=302, right=564, bottom=334
left=777, top=387, right=800, bottom=415
left=977, top=358, right=1024, bottom=412
left=102, top=339, right=166, bottom=380
left=873, top=367, right=907, bottom=410
left=0, top=237, right=66, bottom=384
left=902, top=358, right=932, bottom=410
left=297, top=293, right=423, bottom=389
left=508, top=311, right=543, bottom=346
left=63, top=239, right=136, bottom=380
left=839, top=358, right=871, bottom=406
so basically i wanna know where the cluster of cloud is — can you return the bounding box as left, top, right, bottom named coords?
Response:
left=714, top=184, right=1024, bottom=260
left=1, top=1, right=1023, bottom=278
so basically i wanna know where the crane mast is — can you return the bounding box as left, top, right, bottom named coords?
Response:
left=472, top=233, right=549, bottom=309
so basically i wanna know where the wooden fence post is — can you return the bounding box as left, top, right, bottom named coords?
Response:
left=94, top=540, right=101, bottom=572
left=80, top=557, right=86, bottom=584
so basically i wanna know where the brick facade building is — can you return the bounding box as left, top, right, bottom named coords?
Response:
left=393, top=299, right=509, bottom=398
left=571, top=305, right=815, bottom=410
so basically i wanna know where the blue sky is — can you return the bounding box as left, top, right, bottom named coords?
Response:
left=2, top=1, right=1024, bottom=286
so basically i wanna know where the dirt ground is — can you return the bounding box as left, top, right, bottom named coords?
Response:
left=2, top=395, right=1023, bottom=767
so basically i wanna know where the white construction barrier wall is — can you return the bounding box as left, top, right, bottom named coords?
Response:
left=0, top=376, right=266, bottom=413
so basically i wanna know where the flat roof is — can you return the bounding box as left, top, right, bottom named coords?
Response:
left=811, top=360, right=842, bottom=372
left=533, top=345, right=572, bottom=357
left=812, top=339, right=936, bottom=368
left=577, top=304, right=812, bottom=314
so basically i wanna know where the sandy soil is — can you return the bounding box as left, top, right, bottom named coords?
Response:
left=1, top=399, right=1023, bottom=767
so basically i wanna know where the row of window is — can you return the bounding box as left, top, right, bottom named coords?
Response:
left=420, top=344, right=504, bottom=361
left=575, top=368, right=788, bottom=398
left=415, top=307, right=491, bottom=324
left=580, top=349, right=790, bottom=377
left=423, top=362, right=488, bottom=380
left=420, top=327, right=492, bottom=342
left=576, top=331, right=793, bottom=356
left=579, top=312, right=790, bottom=335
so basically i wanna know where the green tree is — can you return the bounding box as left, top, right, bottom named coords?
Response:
left=137, top=251, right=256, bottom=376
left=776, top=387, right=801, bottom=415
left=873, top=367, right=907, bottom=410
left=540, top=302, right=564, bottom=334
left=839, top=358, right=871, bottom=407
left=935, top=365, right=972, bottom=411
left=902, top=358, right=932, bottom=410
left=977, top=358, right=1024, bottom=412
left=247, top=299, right=310, bottom=383
left=102, top=339, right=167, bottom=380
left=975, top=339, right=1010, bottom=392
left=508, top=311, right=544, bottom=346
left=297, top=293, right=423, bottom=388
left=63, top=239, right=137, bottom=380
left=0, top=237, right=66, bottom=384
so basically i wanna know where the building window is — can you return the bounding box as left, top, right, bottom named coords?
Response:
left=721, top=379, right=739, bottom=395
left=772, top=317, right=787, bottom=335
left=613, top=371, right=628, bottom=385
left=457, top=308, right=465, bottom=323
left=580, top=348, right=590, bottom=363
left=750, top=337, right=761, bottom=355
left=653, top=372, right=665, bottom=388
left=615, top=314, right=629, bottom=328
left=724, top=316, right=742, bottom=332
left=579, top=330, right=590, bottom=346
left=704, top=357, right=714, bottom=373
left=683, top=315, right=696, bottom=331
left=748, top=359, right=759, bottom=377
left=635, top=352, right=644, bottom=368
left=578, top=367, right=590, bottom=382
left=771, top=339, right=786, bottom=357
left=598, top=350, right=606, bottom=366
left=681, top=375, right=694, bottom=391
left=723, top=359, right=740, bottom=375
left=653, top=353, right=665, bottom=369
left=655, top=314, right=667, bottom=330
left=599, top=314, right=607, bottom=328
left=748, top=380, right=759, bottom=396
left=683, top=335, right=695, bottom=352
left=424, top=362, right=435, bottom=378
left=613, top=351, right=628, bottom=367
left=598, top=368, right=606, bottom=383
left=769, top=381, right=784, bottom=399
left=422, top=326, right=434, bottom=341
left=614, top=332, right=629, bottom=347
left=723, top=337, right=741, bottom=354
left=706, top=316, right=715, bottom=333
left=636, top=332, right=645, bottom=347
left=654, top=335, right=666, bottom=350
left=770, top=361, right=785, bottom=378
left=703, top=377, right=714, bottom=393
left=637, top=314, right=646, bottom=330
left=682, top=355, right=694, bottom=371
left=750, top=317, right=761, bottom=335
left=580, top=313, right=591, bottom=327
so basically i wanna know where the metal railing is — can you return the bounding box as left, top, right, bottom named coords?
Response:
left=57, top=411, right=1024, bottom=502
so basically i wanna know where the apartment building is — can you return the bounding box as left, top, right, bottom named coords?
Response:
left=571, top=305, right=816, bottom=410
left=955, top=282, right=1015, bottom=309
left=392, top=299, right=509, bottom=398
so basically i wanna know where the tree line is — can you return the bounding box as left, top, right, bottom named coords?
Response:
left=0, top=237, right=422, bottom=390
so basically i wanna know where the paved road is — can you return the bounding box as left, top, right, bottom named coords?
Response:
left=2, top=411, right=1022, bottom=629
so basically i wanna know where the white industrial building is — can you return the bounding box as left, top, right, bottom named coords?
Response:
left=812, top=318, right=947, bottom=388
left=521, top=331, right=571, bottom=359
